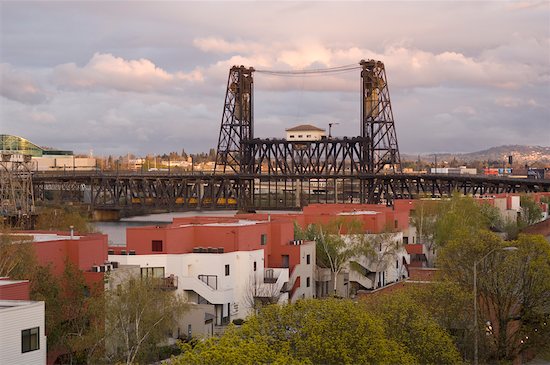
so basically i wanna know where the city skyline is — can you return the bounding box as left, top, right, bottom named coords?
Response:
left=1, top=1, right=549, bottom=156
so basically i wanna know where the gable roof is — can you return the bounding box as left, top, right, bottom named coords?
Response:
left=285, top=124, right=326, bottom=132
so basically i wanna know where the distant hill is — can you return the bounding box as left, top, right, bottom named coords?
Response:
left=402, top=145, right=550, bottom=165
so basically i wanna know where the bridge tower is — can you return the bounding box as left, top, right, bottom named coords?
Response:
left=214, top=65, right=254, bottom=173
left=360, top=60, right=401, bottom=173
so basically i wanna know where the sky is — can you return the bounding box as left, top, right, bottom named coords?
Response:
left=1, top=1, right=549, bottom=156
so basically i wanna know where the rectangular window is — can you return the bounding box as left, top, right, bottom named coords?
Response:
left=141, top=267, right=165, bottom=278
left=260, top=234, right=267, bottom=245
left=152, top=240, right=163, bottom=252
left=225, top=264, right=230, bottom=276
left=396, top=259, right=399, bottom=269
left=298, top=135, right=303, bottom=138
left=403, top=236, right=409, bottom=244
left=253, top=261, right=257, bottom=272
left=282, top=255, right=289, bottom=268
left=22, top=327, right=39, bottom=353
left=306, top=254, right=311, bottom=265
left=306, top=277, right=310, bottom=287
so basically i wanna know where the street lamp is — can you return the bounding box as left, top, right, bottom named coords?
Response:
left=473, top=246, right=518, bottom=365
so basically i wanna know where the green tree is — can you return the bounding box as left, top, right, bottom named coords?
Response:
left=175, top=298, right=415, bottom=365
left=295, top=219, right=365, bottom=295
left=410, top=199, right=439, bottom=249
left=104, top=275, right=188, bottom=365
left=437, top=230, right=550, bottom=361
left=434, top=193, right=491, bottom=247
left=364, top=292, right=462, bottom=364
left=520, top=195, right=543, bottom=226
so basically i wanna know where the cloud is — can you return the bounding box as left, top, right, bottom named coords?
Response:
left=53, top=53, right=203, bottom=92
left=193, top=38, right=546, bottom=94
left=0, top=63, right=48, bottom=104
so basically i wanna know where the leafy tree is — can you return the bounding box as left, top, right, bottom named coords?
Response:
left=295, top=219, right=364, bottom=295
left=103, top=275, right=188, bottom=365
left=364, top=291, right=462, bottom=364
left=35, top=206, right=94, bottom=234
left=56, top=262, right=106, bottom=365
left=175, top=298, right=416, bottom=365
left=410, top=199, right=439, bottom=249
left=520, top=195, right=543, bottom=226
left=0, top=231, right=35, bottom=278
left=434, top=193, right=491, bottom=247
left=437, top=230, right=550, bottom=361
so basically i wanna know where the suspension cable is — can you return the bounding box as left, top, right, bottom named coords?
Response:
left=256, top=63, right=360, bottom=76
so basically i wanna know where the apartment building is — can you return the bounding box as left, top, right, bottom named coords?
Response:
left=0, top=279, right=46, bottom=365
left=239, top=203, right=413, bottom=297
left=108, top=216, right=316, bottom=327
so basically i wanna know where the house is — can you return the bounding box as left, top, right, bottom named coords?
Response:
left=285, top=124, right=326, bottom=141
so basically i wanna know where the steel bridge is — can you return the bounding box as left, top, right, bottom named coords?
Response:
left=32, top=171, right=550, bottom=216
left=30, top=60, right=550, bottom=216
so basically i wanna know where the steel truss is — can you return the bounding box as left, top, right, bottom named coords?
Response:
left=33, top=173, right=550, bottom=213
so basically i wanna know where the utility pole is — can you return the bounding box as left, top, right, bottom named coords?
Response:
left=328, top=122, right=339, bottom=139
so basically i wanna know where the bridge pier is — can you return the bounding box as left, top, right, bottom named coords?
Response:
left=92, top=208, right=121, bottom=222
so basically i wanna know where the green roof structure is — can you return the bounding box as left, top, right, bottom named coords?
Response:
left=0, top=134, right=72, bottom=157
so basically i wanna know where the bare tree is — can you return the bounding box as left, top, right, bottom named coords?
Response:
left=103, top=274, right=188, bottom=365
left=243, top=275, right=282, bottom=315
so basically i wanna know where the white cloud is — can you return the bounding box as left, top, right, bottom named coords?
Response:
left=0, top=63, right=48, bottom=104
left=53, top=53, right=203, bottom=92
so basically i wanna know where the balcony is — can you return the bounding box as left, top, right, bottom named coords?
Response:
left=156, top=275, right=178, bottom=290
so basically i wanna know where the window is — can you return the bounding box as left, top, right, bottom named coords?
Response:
left=306, top=277, right=310, bottom=287
left=306, top=254, right=311, bottom=265
left=141, top=267, right=165, bottom=278
left=152, top=240, right=163, bottom=252
left=403, top=236, right=409, bottom=244
left=260, top=234, right=267, bottom=246
left=187, top=324, right=192, bottom=338
left=289, top=135, right=295, bottom=138
left=225, top=264, right=230, bottom=276
left=379, top=243, right=382, bottom=252
left=22, top=327, right=39, bottom=353
left=396, top=259, right=399, bottom=269
left=306, top=134, right=311, bottom=138
left=282, top=255, right=289, bottom=268
left=253, top=261, right=257, bottom=272
left=298, top=134, right=303, bottom=138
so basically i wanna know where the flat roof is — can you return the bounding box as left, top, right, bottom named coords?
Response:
left=5, top=233, right=82, bottom=242
left=338, top=211, right=380, bottom=216
left=0, top=300, right=40, bottom=310
left=178, top=219, right=263, bottom=228
left=0, top=279, right=29, bottom=287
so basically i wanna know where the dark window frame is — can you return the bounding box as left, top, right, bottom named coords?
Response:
left=152, top=240, right=163, bottom=252
left=21, top=327, right=39, bottom=353
left=225, top=264, right=230, bottom=276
